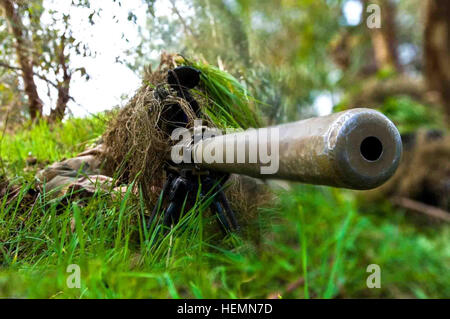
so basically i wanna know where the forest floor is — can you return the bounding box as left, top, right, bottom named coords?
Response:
left=0, top=115, right=449, bottom=298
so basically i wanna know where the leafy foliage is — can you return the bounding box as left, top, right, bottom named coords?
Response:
left=135, top=0, right=345, bottom=123
left=379, top=96, right=444, bottom=134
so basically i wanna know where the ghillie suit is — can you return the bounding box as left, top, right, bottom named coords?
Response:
left=37, top=53, right=271, bottom=234
left=101, top=53, right=268, bottom=232
left=36, top=144, right=121, bottom=200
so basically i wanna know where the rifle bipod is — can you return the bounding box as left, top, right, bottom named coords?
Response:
left=147, top=165, right=240, bottom=238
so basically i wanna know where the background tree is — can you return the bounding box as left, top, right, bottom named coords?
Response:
left=0, top=0, right=43, bottom=120
left=136, top=0, right=345, bottom=123
left=0, top=0, right=93, bottom=121
left=424, top=0, right=450, bottom=121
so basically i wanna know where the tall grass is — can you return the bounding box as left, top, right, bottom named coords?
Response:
left=0, top=116, right=449, bottom=298
left=0, top=115, right=108, bottom=179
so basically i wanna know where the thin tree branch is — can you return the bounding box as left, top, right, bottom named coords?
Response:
left=0, top=60, right=76, bottom=103
left=0, top=61, right=22, bottom=72
left=0, top=60, right=58, bottom=89
left=391, top=197, right=450, bottom=222
left=169, top=0, right=197, bottom=38
left=34, top=72, right=59, bottom=90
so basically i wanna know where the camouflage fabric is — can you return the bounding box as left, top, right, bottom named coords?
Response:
left=35, top=144, right=120, bottom=199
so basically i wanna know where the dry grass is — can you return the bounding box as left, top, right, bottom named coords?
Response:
left=103, top=54, right=194, bottom=203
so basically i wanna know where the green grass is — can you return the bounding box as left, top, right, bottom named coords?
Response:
left=0, top=115, right=109, bottom=180
left=183, top=58, right=262, bottom=129
left=0, top=117, right=449, bottom=298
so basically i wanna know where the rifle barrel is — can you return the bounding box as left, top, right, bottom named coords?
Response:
left=188, top=108, right=402, bottom=190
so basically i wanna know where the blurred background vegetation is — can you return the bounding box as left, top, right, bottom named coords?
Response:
left=0, top=0, right=449, bottom=298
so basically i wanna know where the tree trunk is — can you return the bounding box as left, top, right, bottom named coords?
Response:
left=364, top=0, right=401, bottom=72
left=0, top=0, right=43, bottom=120
left=48, top=86, right=70, bottom=122
left=424, top=0, right=450, bottom=121
left=49, top=35, right=71, bottom=122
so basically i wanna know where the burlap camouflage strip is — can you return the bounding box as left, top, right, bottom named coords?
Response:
left=35, top=144, right=127, bottom=199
